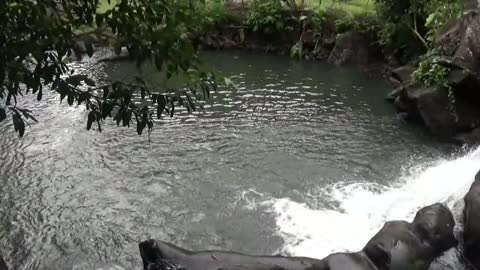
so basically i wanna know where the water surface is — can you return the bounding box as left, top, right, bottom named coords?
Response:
left=0, top=51, right=470, bottom=270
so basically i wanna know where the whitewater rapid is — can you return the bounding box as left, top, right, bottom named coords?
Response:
left=264, top=146, right=480, bottom=263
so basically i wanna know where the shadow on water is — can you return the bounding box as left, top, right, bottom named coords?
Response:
left=0, top=51, right=455, bottom=269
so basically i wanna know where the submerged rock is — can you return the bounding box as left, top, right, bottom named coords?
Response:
left=139, top=204, right=456, bottom=270
left=464, top=170, right=480, bottom=269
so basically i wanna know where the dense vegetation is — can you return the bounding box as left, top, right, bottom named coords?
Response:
left=0, top=0, right=232, bottom=138
left=0, top=0, right=466, bottom=137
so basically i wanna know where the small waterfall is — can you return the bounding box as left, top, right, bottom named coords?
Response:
left=267, top=146, right=480, bottom=261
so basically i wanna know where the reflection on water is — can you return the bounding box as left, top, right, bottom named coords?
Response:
left=0, top=51, right=451, bottom=269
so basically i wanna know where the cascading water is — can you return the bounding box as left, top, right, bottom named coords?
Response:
left=264, top=146, right=480, bottom=268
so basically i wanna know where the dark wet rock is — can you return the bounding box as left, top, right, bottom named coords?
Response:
left=454, top=12, right=480, bottom=71
left=390, top=65, right=416, bottom=85
left=0, top=254, right=8, bottom=270
left=140, top=204, right=455, bottom=270
left=463, top=0, right=478, bottom=10
left=411, top=203, right=457, bottom=253
left=452, top=127, right=480, bottom=145
left=391, top=68, right=480, bottom=139
left=410, top=85, right=457, bottom=138
left=464, top=170, right=480, bottom=269
left=363, top=203, right=456, bottom=270
left=320, top=252, right=374, bottom=270
left=139, top=239, right=326, bottom=270
left=328, top=31, right=371, bottom=66
left=385, top=86, right=403, bottom=103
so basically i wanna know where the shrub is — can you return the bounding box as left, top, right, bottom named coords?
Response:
left=248, top=0, right=286, bottom=33
left=414, top=55, right=450, bottom=87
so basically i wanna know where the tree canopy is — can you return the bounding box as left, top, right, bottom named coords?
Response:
left=0, top=0, right=224, bottom=137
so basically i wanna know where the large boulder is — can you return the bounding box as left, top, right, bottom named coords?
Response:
left=463, top=0, right=478, bottom=10
left=363, top=203, right=456, bottom=270
left=390, top=65, right=416, bottom=85
left=139, top=204, right=456, bottom=270
left=464, top=170, right=480, bottom=268
left=394, top=83, right=458, bottom=137
left=139, top=240, right=326, bottom=270
left=328, top=31, right=372, bottom=66
left=391, top=65, right=480, bottom=139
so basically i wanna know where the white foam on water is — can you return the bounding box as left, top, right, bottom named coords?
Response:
left=267, top=146, right=480, bottom=259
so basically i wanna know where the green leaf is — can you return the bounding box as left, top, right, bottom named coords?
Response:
left=67, top=93, right=74, bottom=105
left=154, top=55, right=163, bottom=71
left=425, top=13, right=435, bottom=27
left=84, top=78, right=96, bottom=86
left=87, top=111, right=95, bottom=130
left=136, top=119, right=147, bottom=135
left=122, top=110, right=131, bottom=127
left=96, top=14, right=104, bottom=27
left=37, top=86, right=43, bottom=101
left=86, top=41, right=94, bottom=57
left=114, top=43, right=122, bottom=56
left=0, top=107, right=6, bottom=123
left=12, top=113, right=25, bottom=137
left=157, top=95, right=166, bottom=119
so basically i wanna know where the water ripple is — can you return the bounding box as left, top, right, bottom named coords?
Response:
left=0, top=51, right=450, bottom=269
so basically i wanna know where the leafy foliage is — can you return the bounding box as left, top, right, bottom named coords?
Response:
left=200, top=0, right=239, bottom=26
left=414, top=55, right=450, bottom=87
left=248, top=0, right=287, bottom=33
left=424, top=0, right=461, bottom=42
left=0, top=0, right=228, bottom=138
left=374, top=0, right=461, bottom=48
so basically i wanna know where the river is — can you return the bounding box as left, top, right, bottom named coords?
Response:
left=0, top=51, right=478, bottom=269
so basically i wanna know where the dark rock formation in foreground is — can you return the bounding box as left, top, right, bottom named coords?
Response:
left=387, top=11, right=480, bottom=143
left=464, top=170, right=480, bottom=269
left=140, top=204, right=456, bottom=270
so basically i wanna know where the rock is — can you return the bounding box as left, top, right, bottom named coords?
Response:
left=139, top=240, right=326, bottom=270
left=392, top=74, right=480, bottom=139
left=452, top=127, right=480, bottom=145
left=463, top=0, right=479, bottom=11
left=385, top=86, right=403, bottom=103
left=139, top=204, right=455, bottom=270
left=320, top=252, right=374, bottom=270
left=391, top=65, right=416, bottom=85
left=411, top=203, right=457, bottom=253
left=452, top=11, right=480, bottom=71
left=328, top=31, right=371, bottom=66
left=0, top=254, right=8, bottom=270
left=412, top=86, right=458, bottom=138
left=463, top=170, right=480, bottom=269
left=363, top=203, right=456, bottom=270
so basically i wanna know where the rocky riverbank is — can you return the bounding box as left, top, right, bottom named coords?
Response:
left=387, top=10, right=480, bottom=145
left=197, top=3, right=480, bottom=145
left=198, top=12, right=387, bottom=71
